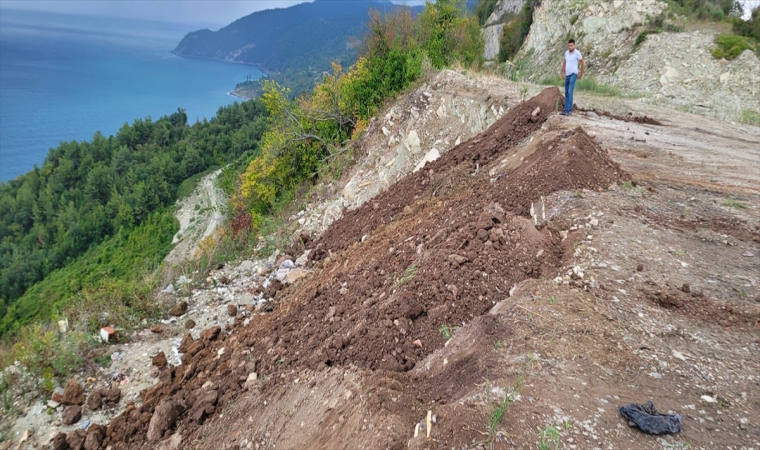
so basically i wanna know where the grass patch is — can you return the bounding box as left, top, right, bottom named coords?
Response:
left=538, top=425, right=561, bottom=450
left=621, top=181, right=645, bottom=192
left=741, top=109, right=760, bottom=126
left=395, top=264, right=418, bottom=287
left=485, top=356, right=531, bottom=442
left=540, top=75, right=624, bottom=97
left=439, top=323, right=454, bottom=340
left=723, top=197, right=747, bottom=209
left=711, top=33, right=755, bottom=59
left=570, top=14, right=579, bottom=25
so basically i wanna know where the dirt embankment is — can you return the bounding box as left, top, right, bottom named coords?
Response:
left=34, top=77, right=760, bottom=450
left=74, top=88, right=633, bottom=449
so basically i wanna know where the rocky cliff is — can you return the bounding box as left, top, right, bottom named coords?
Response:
left=519, top=0, right=666, bottom=78
left=483, top=0, right=760, bottom=121
left=482, top=0, right=525, bottom=60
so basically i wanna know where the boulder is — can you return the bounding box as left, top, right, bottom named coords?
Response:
left=83, top=426, right=104, bottom=450
left=284, top=268, right=310, bottom=284
left=147, top=400, right=182, bottom=442
left=155, top=433, right=183, bottom=450
left=476, top=203, right=506, bottom=230
left=104, top=388, right=121, bottom=405
left=52, top=432, right=68, bottom=450
left=185, top=319, right=196, bottom=329
left=86, top=389, right=103, bottom=411
left=62, top=378, right=84, bottom=406
left=406, top=130, right=421, bottom=154
left=152, top=351, right=168, bottom=370
left=62, top=405, right=82, bottom=425
left=200, top=326, right=221, bottom=342
left=169, top=301, right=188, bottom=316
left=412, top=148, right=440, bottom=173
left=191, top=389, right=218, bottom=425
left=226, top=304, right=238, bottom=317
left=65, top=429, right=86, bottom=450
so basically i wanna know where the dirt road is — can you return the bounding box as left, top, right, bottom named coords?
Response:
left=165, top=169, right=226, bottom=267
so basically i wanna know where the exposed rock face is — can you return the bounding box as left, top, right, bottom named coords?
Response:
left=611, top=30, right=760, bottom=121
left=482, top=0, right=526, bottom=60
left=496, top=0, right=759, bottom=121
left=520, top=0, right=665, bottom=79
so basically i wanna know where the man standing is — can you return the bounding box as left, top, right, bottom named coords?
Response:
left=561, top=39, right=584, bottom=116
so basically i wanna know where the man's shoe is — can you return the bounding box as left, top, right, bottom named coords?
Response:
left=560, top=111, right=568, bottom=116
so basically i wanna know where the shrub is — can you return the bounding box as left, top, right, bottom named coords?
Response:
left=741, top=109, right=760, bottom=126
left=711, top=33, right=754, bottom=59
left=475, top=0, right=500, bottom=25
left=498, top=1, right=537, bottom=62
left=634, top=29, right=661, bottom=50
left=733, top=7, right=760, bottom=42
left=663, top=0, right=743, bottom=20
left=236, top=1, right=484, bottom=228
left=418, top=0, right=483, bottom=69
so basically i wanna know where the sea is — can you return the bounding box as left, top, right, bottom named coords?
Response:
left=0, top=9, right=262, bottom=182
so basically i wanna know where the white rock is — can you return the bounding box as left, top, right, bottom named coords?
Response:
left=406, top=130, right=421, bottom=154
left=413, top=149, right=441, bottom=173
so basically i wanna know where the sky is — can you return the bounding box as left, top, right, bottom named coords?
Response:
left=0, top=0, right=426, bottom=28
left=0, top=0, right=756, bottom=27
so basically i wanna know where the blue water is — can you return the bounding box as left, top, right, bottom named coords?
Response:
left=0, top=10, right=262, bottom=182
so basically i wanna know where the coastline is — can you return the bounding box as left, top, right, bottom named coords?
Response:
left=227, top=89, right=254, bottom=100
left=169, top=50, right=269, bottom=76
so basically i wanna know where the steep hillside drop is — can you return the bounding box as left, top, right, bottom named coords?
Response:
left=90, top=89, right=631, bottom=449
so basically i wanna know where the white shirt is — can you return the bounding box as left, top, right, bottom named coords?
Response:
left=565, top=49, right=583, bottom=76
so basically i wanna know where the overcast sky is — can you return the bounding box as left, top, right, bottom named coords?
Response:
left=0, top=0, right=756, bottom=27
left=0, top=0, right=425, bottom=27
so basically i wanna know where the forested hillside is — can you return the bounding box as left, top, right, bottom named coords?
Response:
left=174, top=0, right=402, bottom=71
left=174, top=0, right=425, bottom=97
left=0, top=101, right=268, bottom=335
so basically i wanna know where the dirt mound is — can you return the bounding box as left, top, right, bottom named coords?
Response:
left=311, top=87, right=565, bottom=255
left=88, top=90, right=629, bottom=449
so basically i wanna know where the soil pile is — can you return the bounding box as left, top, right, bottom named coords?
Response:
left=312, top=87, right=565, bottom=255
left=82, top=89, right=629, bottom=449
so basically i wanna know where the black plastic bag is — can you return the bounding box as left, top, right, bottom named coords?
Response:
left=619, top=400, right=681, bottom=435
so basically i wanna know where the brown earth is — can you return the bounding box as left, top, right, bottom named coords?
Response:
left=75, top=88, right=631, bottom=449
left=46, top=85, right=760, bottom=450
